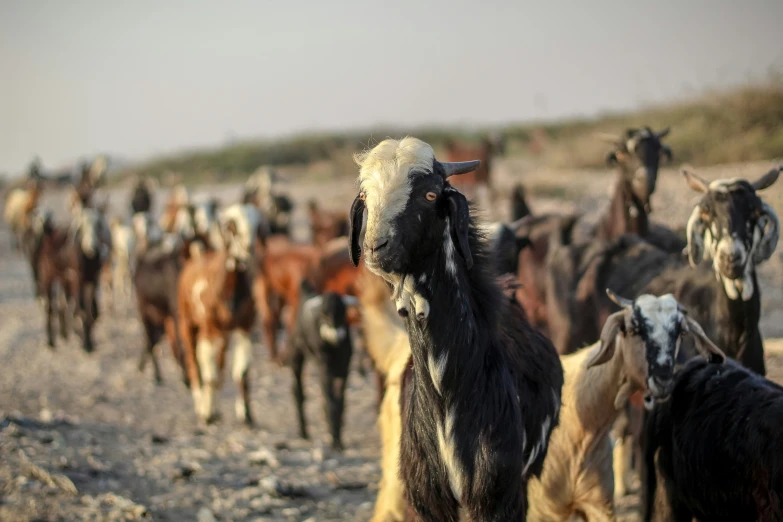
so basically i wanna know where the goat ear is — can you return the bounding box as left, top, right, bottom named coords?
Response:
left=587, top=310, right=625, bottom=368
left=682, top=169, right=709, bottom=193
left=348, top=194, right=366, bottom=267
left=752, top=202, right=779, bottom=265
left=445, top=188, right=473, bottom=270
left=686, top=204, right=708, bottom=267
left=606, top=151, right=618, bottom=166
left=656, top=127, right=670, bottom=139
left=682, top=315, right=725, bottom=363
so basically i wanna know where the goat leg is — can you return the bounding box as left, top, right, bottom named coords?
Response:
left=231, top=330, right=253, bottom=426
left=290, top=350, right=308, bottom=440
left=45, top=284, right=55, bottom=349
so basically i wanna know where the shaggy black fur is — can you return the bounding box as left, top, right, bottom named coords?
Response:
left=351, top=169, right=563, bottom=521
left=643, top=357, right=783, bottom=522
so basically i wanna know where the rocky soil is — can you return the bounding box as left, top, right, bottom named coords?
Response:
left=1, top=159, right=781, bottom=521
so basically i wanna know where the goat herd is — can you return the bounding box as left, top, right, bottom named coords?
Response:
left=2, top=130, right=782, bottom=522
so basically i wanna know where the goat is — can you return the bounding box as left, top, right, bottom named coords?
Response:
left=307, top=198, right=350, bottom=247
left=159, top=185, right=190, bottom=234
left=554, top=165, right=780, bottom=497
left=574, top=128, right=681, bottom=250
left=481, top=221, right=532, bottom=276
left=349, top=137, right=563, bottom=520
left=21, top=208, right=53, bottom=300
left=253, top=237, right=320, bottom=364
left=3, top=179, right=41, bottom=250
left=288, top=281, right=355, bottom=451
left=510, top=183, right=532, bottom=222
left=527, top=290, right=724, bottom=522
left=102, top=217, right=135, bottom=311
left=37, top=206, right=107, bottom=352
left=130, top=176, right=155, bottom=216
left=642, top=356, right=783, bottom=522
left=133, top=234, right=188, bottom=385
left=177, top=204, right=266, bottom=424
left=443, top=136, right=496, bottom=205
left=243, top=166, right=294, bottom=236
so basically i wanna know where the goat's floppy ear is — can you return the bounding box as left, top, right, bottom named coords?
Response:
left=686, top=204, right=707, bottom=267
left=753, top=202, right=779, bottom=265
left=682, top=169, right=709, bottom=194
left=682, top=315, right=725, bottom=363
left=587, top=310, right=625, bottom=368
left=445, top=187, right=473, bottom=270
left=349, top=194, right=366, bottom=267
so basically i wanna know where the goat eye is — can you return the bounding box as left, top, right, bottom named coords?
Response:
left=425, top=192, right=437, bottom=201
left=359, top=192, right=366, bottom=201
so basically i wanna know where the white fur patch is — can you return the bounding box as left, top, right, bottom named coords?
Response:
left=220, top=204, right=262, bottom=266
left=436, top=407, right=464, bottom=500
left=443, top=217, right=457, bottom=278
left=356, top=137, right=435, bottom=255
left=427, top=351, right=448, bottom=395
left=196, top=338, right=219, bottom=421
left=634, top=294, right=680, bottom=365
left=192, top=279, right=208, bottom=320
left=320, top=324, right=347, bottom=344
left=231, top=330, right=252, bottom=420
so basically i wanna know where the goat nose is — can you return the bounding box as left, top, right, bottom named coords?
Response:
left=369, top=238, right=389, bottom=253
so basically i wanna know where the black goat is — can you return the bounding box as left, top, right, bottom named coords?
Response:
left=643, top=357, right=783, bottom=522
left=483, top=221, right=531, bottom=276
left=130, top=177, right=154, bottom=216
left=288, top=281, right=355, bottom=451
left=133, top=238, right=188, bottom=385
left=349, top=137, right=563, bottom=521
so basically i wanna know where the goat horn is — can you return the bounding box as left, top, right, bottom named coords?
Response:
left=439, top=160, right=481, bottom=178
left=595, top=132, right=622, bottom=144
left=606, top=288, right=633, bottom=308
left=656, top=127, right=670, bottom=139
left=751, top=166, right=781, bottom=191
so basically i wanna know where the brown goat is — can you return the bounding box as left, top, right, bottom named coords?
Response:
left=253, top=236, right=320, bottom=364
left=177, top=204, right=263, bottom=424
left=307, top=199, right=349, bottom=248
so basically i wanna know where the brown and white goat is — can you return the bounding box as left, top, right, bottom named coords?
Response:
left=4, top=180, right=41, bottom=250
left=349, top=137, right=563, bottom=520
left=37, top=206, right=108, bottom=352
left=527, top=291, right=724, bottom=522
left=177, top=204, right=266, bottom=424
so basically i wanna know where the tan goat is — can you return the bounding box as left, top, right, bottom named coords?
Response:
left=527, top=290, right=723, bottom=522
left=358, top=270, right=410, bottom=522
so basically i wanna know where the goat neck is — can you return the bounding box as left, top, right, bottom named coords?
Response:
left=395, top=222, right=503, bottom=404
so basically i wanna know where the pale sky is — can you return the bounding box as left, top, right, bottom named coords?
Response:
left=1, top=0, right=782, bottom=174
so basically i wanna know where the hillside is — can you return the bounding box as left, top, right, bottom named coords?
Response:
left=117, top=78, right=783, bottom=185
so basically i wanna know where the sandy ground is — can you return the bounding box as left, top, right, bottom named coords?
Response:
left=1, top=158, right=781, bottom=521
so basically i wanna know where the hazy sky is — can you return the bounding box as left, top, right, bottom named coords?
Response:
left=2, top=0, right=782, bottom=173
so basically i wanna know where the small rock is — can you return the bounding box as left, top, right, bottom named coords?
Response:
left=39, top=408, right=53, bottom=423
left=197, top=507, right=217, bottom=522
left=149, top=434, right=168, bottom=444
left=248, top=448, right=280, bottom=468
left=260, top=476, right=311, bottom=499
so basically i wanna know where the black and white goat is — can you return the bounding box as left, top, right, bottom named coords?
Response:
left=349, top=137, right=563, bottom=521
left=288, top=281, right=356, bottom=451
left=642, top=356, right=783, bottom=522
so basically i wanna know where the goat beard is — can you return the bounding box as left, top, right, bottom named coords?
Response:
left=376, top=271, right=430, bottom=321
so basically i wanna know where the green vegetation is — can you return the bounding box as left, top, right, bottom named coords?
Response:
left=117, top=77, right=783, bottom=185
